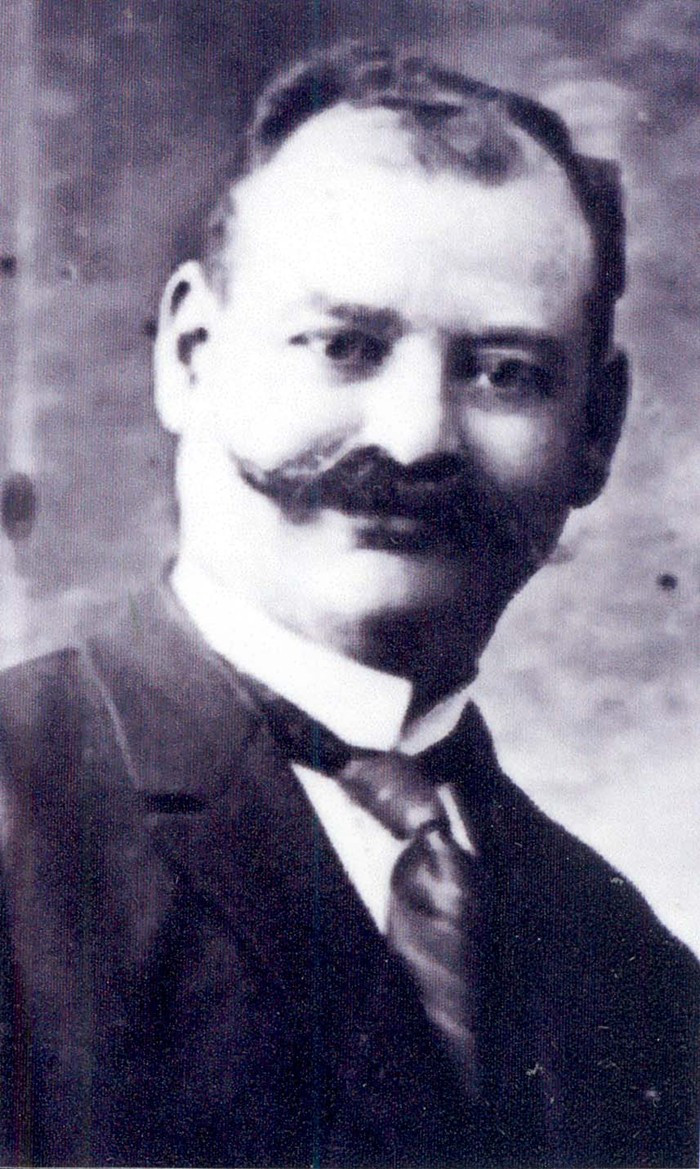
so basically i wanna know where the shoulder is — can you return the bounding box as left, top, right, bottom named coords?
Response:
left=0, top=586, right=272, bottom=803
left=486, top=760, right=699, bottom=1151
left=490, top=762, right=700, bottom=1046
left=498, top=764, right=697, bottom=965
left=0, top=645, right=95, bottom=779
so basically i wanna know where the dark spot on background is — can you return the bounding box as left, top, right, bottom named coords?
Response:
left=656, top=572, right=678, bottom=591
left=0, top=256, right=17, bottom=277
left=143, top=316, right=158, bottom=339
left=1, top=473, right=38, bottom=541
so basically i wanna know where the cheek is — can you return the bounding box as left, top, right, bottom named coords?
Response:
left=460, top=408, right=575, bottom=488
left=195, top=340, right=358, bottom=469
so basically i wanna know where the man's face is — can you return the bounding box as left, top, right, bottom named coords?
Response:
left=158, top=104, right=607, bottom=678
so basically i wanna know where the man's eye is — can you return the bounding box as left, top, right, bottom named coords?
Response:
left=290, top=330, right=389, bottom=371
left=489, top=359, right=553, bottom=397
left=449, top=343, right=555, bottom=399
left=323, top=331, right=388, bottom=367
left=448, top=343, right=553, bottom=397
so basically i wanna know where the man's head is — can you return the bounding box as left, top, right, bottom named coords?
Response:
left=155, top=42, right=628, bottom=695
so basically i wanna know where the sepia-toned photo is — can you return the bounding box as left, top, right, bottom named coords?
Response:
left=0, top=2, right=697, bottom=1165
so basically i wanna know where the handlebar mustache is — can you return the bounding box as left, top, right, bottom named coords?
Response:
left=237, top=446, right=543, bottom=564
left=241, top=448, right=471, bottom=517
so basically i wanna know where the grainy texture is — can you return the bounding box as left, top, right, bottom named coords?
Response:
left=0, top=0, right=697, bottom=953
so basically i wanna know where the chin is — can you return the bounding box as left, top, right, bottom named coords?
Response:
left=304, top=545, right=470, bottom=622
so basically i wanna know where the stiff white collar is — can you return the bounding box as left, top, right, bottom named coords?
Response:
left=172, top=559, right=472, bottom=755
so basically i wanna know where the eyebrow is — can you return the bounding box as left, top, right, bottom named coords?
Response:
left=469, top=329, right=566, bottom=363
left=314, top=299, right=405, bottom=336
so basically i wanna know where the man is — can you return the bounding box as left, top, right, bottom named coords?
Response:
left=0, top=42, right=697, bottom=1167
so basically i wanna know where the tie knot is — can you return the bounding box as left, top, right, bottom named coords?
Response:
left=337, top=751, right=445, bottom=839
left=255, top=679, right=446, bottom=834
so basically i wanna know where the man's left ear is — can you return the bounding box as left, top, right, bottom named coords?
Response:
left=570, top=349, right=629, bottom=508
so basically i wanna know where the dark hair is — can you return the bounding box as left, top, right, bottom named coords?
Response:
left=203, top=41, right=625, bottom=363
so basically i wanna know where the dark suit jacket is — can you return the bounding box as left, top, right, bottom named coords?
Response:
left=0, top=588, right=696, bottom=1167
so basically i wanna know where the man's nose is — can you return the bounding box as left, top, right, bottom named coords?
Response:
left=359, top=336, right=459, bottom=466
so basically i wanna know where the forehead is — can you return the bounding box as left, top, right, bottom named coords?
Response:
left=226, top=104, right=595, bottom=332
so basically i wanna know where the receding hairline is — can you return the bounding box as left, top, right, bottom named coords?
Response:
left=203, top=98, right=591, bottom=298
left=196, top=41, right=625, bottom=363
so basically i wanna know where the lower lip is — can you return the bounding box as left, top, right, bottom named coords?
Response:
left=354, top=515, right=461, bottom=554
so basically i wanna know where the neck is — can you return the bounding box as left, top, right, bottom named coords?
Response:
left=174, top=552, right=480, bottom=715
left=172, top=555, right=478, bottom=754
left=347, top=608, right=479, bottom=716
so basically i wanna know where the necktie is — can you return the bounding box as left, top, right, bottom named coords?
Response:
left=257, top=685, right=482, bottom=1097
left=337, top=750, right=481, bottom=1098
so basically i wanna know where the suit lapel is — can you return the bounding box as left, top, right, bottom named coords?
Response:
left=441, top=707, right=570, bottom=1163
left=86, top=586, right=346, bottom=1001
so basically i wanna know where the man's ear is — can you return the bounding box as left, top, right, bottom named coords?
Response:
left=153, top=260, right=218, bottom=434
left=569, top=350, right=629, bottom=509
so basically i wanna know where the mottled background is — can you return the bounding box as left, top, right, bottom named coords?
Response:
left=0, top=0, right=698, bottom=954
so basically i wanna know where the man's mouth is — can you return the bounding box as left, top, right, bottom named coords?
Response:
left=351, top=512, right=473, bottom=555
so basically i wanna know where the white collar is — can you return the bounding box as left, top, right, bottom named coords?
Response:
left=172, top=559, right=472, bottom=755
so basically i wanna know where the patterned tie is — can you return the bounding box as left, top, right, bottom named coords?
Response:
left=337, top=750, right=481, bottom=1098
left=257, top=686, right=482, bottom=1097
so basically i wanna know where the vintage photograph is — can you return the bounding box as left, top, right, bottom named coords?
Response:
left=0, top=1, right=697, bottom=1165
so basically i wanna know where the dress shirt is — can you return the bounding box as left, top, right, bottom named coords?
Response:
left=172, top=559, right=475, bottom=932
